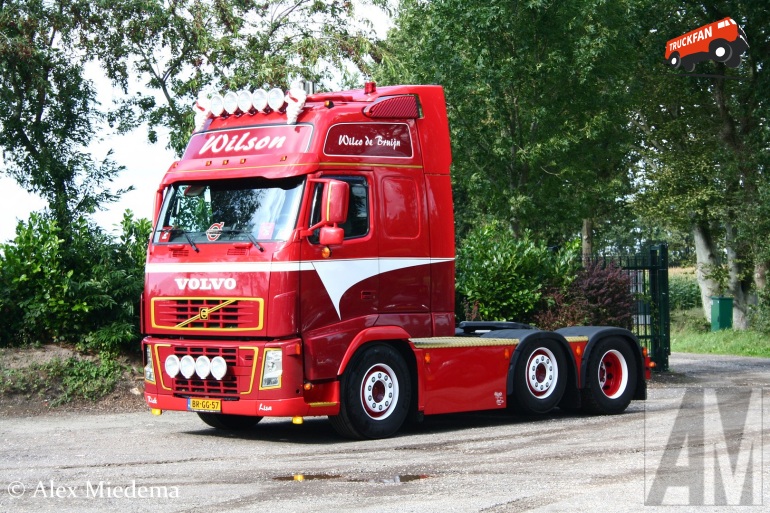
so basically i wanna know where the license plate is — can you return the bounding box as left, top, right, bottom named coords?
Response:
left=188, top=398, right=221, bottom=412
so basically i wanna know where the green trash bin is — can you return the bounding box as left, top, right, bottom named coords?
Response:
left=711, top=296, right=733, bottom=331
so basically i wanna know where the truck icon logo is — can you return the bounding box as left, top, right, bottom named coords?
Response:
left=665, top=17, right=749, bottom=72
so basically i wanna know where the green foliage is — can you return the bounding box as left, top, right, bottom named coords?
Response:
left=0, top=211, right=150, bottom=352
left=671, top=328, right=770, bottom=359
left=0, top=353, right=126, bottom=404
left=92, top=0, right=388, bottom=155
left=749, top=289, right=770, bottom=335
left=0, top=0, right=127, bottom=234
left=669, top=271, right=701, bottom=311
left=375, top=0, right=637, bottom=244
left=455, top=222, right=580, bottom=321
left=535, top=262, right=635, bottom=331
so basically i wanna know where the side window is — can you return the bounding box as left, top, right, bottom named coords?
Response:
left=309, top=176, right=369, bottom=242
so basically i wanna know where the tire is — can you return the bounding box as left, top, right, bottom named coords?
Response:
left=509, top=340, right=567, bottom=414
left=581, top=338, right=637, bottom=415
left=725, top=53, right=742, bottom=69
left=683, top=59, right=695, bottom=72
left=710, top=39, right=732, bottom=63
left=329, top=344, right=411, bottom=439
left=197, top=412, right=262, bottom=430
left=667, top=52, right=680, bottom=69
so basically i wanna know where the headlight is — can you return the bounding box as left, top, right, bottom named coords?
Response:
left=195, top=355, right=211, bottom=379
left=180, top=355, right=196, bottom=379
left=211, top=356, right=227, bottom=380
left=144, top=345, right=155, bottom=382
left=164, top=354, right=180, bottom=378
left=261, top=349, right=283, bottom=388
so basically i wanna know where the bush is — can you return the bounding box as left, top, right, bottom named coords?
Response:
left=535, top=261, right=635, bottom=331
left=0, top=210, right=150, bottom=352
left=455, top=222, right=580, bottom=322
left=669, top=271, right=701, bottom=311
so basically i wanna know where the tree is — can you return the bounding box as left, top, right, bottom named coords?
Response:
left=374, top=0, right=638, bottom=246
left=0, top=0, right=125, bottom=238
left=630, top=0, right=770, bottom=328
left=92, top=0, right=388, bottom=155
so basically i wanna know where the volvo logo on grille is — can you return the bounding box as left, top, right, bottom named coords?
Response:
left=174, top=278, right=236, bottom=290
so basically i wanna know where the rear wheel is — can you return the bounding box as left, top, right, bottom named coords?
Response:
left=329, top=344, right=411, bottom=439
left=581, top=338, right=637, bottom=414
left=197, top=413, right=262, bottom=430
left=509, top=340, right=567, bottom=414
left=710, top=39, right=732, bottom=63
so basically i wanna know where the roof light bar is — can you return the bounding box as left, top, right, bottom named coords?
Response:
left=223, top=91, right=239, bottom=115
left=237, top=89, right=253, bottom=113
left=210, top=94, right=225, bottom=117
left=267, top=87, right=287, bottom=112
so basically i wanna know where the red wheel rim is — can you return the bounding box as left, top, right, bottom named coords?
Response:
left=598, top=349, right=628, bottom=399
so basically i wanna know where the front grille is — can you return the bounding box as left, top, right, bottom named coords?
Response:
left=166, top=346, right=255, bottom=398
left=152, top=297, right=263, bottom=331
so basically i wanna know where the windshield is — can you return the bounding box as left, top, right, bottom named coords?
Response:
left=155, top=177, right=304, bottom=244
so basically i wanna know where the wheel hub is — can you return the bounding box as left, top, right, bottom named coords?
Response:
left=526, top=348, right=558, bottom=398
left=360, top=364, right=399, bottom=420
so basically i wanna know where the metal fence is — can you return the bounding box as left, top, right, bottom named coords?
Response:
left=590, top=244, right=670, bottom=371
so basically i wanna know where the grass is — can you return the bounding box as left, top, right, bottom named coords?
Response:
left=670, top=307, right=770, bottom=358
left=0, top=354, right=127, bottom=406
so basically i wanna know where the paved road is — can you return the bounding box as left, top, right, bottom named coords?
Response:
left=1, top=353, right=768, bottom=512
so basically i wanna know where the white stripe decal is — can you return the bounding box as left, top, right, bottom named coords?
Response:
left=146, top=257, right=454, bottom=318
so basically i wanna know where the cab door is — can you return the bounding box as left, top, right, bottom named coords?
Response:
left=299, top=173, right=379, bottom=380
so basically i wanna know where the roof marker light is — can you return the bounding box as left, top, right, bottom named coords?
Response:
left=210, top=94, right=225, bottom=116
left=223, top=91, right=239, bottom=115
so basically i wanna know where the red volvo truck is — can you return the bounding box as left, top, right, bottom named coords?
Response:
left=142, top=83, right=652, bottom=439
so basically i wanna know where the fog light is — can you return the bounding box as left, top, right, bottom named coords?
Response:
left=253, top=89, right=268, bottom=112
left=211, top=356, right=227, bottom=380
left=261, top=349, right=282, bottom=388
left=195, top=355, right=211, bottom=379
left=164, top=354, right=180, bottom=378
left=223, top=91, right=239, bottom=115
left=180, top=355, right=196, bottom=379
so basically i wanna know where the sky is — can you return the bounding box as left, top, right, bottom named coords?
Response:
left=0, top=3, right=391, bottom=243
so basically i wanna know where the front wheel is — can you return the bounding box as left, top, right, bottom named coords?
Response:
left=668, top=52, right=680, bottom=68
left=329, top=344, right=411, bottom=439
left=509, top=340, right=567, bottom=414
left=710, top=39, right=732, bottom=63
left=197, top=413, right=262, bottom=430
left=581, top=338, right=637, bottom=414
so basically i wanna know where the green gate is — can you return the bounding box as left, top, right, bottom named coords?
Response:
left=592, top=244, right=670, bottom=371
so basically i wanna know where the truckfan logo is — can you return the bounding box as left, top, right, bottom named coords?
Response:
left=665, top=17, right=749, bottom=72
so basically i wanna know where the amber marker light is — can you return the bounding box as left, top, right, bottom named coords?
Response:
left=321, top=247, right=331, bottom=258
left=240, top=158, right=247, bottom=164
left=424, top=353, right=431, bottom=364
left=205, top=160, right=212, bottom=166
left=303, top=382, right=313, bottom=391
left=222, top=159, right=229, bottom=165
left=576, top=345, right=582, bottom=356
left=642, top=347, right=649, bottom=357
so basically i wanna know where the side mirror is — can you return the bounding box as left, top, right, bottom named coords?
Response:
left=302, top=179, right=350, bottom=244
left=319, top=226, right=344, bottom=246
left=322, top=180, right=349, bottom=225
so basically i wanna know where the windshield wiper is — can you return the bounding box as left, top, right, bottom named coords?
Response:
left=160, top=227, right=200, bottom=253
left=221, top=229, right=265, bottom=252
